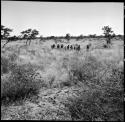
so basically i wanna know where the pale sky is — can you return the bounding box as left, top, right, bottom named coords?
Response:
left=1, top=1, right=124, bottom=36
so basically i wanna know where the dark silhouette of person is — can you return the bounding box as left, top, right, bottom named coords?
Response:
left=57, top=44, right=60, bottom=49
left=67, top=45, right=69, bottom=50
left=51, top=44, right=55, bottom=49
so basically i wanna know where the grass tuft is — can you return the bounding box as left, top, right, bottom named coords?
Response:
left=65, top=55, right=124, bottom=121
left=1, top=63, right=41, bottom=105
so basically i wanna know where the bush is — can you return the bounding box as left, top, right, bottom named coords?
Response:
left=66, top=88, right=124, bottom=121
left=68, top=55, right=103, bottom=86
left=1, top=63, right=41, bottom=105
left=65, top=56, right=124, bottom=121
left=68, top=55, right=124, bottom=88
left=1, top=56, right=10, bottom=75
left=1, top=52, right=18, bottom=75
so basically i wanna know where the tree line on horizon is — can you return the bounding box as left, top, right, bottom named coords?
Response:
left=1, top=25, right=124, bottom=47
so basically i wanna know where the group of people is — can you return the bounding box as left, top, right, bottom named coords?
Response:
left=51, top=44, right=81, bottom=51
left=51, top=43, right=92, bottom=51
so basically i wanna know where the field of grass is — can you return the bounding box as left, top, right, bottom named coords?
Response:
left=1, top=37, right=124, bottom=120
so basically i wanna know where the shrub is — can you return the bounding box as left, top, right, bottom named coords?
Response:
left=65, top=56, right=124, bottom=121
left=1, top=63, right=41, bottom=105
left=68, top=55, right=103, bottom=86
left=66, top=87, right=124, bottom=121
left=1, top=52, right=18, bottom=75
left=1, top=56, right=10, bottom=75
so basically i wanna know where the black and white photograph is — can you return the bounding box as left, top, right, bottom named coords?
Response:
left=1, top=1, right=124, bottom=121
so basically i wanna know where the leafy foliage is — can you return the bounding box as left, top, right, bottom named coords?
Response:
left=65, top=33, right=71, bottom=41
left=102, top=26, right=115, bottom=46
left=21, top=29, right=39, bottom=45
left=1, top=25, right=13, bottom=39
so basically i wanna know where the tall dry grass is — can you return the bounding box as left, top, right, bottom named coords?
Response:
left=1, top=39, right=124, bottom=120
left=64, top=54, right=124, bottom=121
left=1, top=49, right=44, bottom=106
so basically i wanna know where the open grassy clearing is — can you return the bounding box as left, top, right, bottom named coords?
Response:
left=1, top=38, right=124, bottom=120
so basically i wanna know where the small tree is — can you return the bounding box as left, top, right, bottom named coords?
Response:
left=1, top=25, right=14, bottom=48
left=1, top=25, right=13, bottom=39
left=21, top=29, right=39, bottom=45
left=39, top=35, right=43, bottom=41
left=77, top=34, right=84, bottom=41
left=31, top=29, right=39, bottom=39
left=65, top=33, right=70, bottom=42
left=40, top=35, right=43, bottom=39
left=102, top=26, right=115, bottom=47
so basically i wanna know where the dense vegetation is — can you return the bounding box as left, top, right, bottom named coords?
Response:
left=1, top=25, right=124, bottom=120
